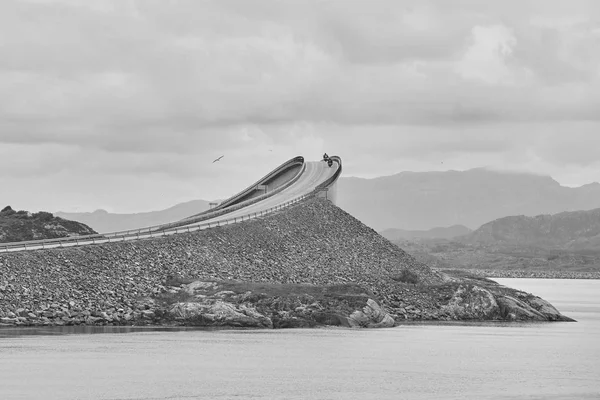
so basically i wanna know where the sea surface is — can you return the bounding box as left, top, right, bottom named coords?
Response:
left=0, top=278, right=599, bottom=400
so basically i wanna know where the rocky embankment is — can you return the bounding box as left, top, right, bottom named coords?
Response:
left=0, top=197, right=573, bottom=328
left=446, top=268, right=600, bottom=280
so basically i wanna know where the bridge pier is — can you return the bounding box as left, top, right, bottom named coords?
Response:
left=316, top=181, right=338, bottom=205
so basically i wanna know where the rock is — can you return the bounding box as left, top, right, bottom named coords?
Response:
left=496, top=296, right=547, bottom=321
left=348, top=299, right=395, bottom=328
left=440, top=285, right=499, bottom=320
left=184, top=281, right=218, bottom=295
left=312, top=312, right=351, bottom=327
left=524, top=297, right=576, bottom=322
left=100, top=312, right=112, bottom=321
left=169, top=301, right=273, bottom=328
left=213, top=291, right=236, bottom=298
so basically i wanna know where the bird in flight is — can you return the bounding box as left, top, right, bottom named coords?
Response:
left=212, top=155, right=224, bottom=163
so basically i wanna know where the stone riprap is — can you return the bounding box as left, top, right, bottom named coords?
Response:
left=0, top=198, right=573, bottom=328
left=448, top=268, right=600, bottom=280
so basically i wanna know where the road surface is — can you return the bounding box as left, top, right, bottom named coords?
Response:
left=1, top=159, right=340, bottom=253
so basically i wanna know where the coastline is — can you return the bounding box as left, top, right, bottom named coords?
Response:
left=440, top=268, right=600, bottom=280
left=0, top=199, right=576, bottom=329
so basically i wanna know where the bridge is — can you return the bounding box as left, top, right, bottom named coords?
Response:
left=1, top=156, right=342, bottom=253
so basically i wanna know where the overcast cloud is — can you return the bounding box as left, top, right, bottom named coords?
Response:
left=1, top=0, right=599, bottom=212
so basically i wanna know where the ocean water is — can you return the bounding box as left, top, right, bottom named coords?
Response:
left=0, top=278, right=599, bottom=400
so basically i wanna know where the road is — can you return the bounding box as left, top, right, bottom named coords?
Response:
left=1, top=159, right=339, bottom=253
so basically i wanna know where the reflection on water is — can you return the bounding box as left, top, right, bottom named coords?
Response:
left=0, top=278, right=599, bottom=400
left=0, top=326, right=223, bottom=338
left=0, top=319, right=560, bottom=339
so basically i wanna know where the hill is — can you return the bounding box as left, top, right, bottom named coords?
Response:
left=392, top=208, right=600, bottom=279
left=0, top=197, right=571, bottom=327
left=0, top=206, right=97, bottom=243
left=380, top=225, right=472, bottom=241
left=460, top=208, right=600, bottom=252
left=337, top=169, right=600, bottom=231
left=56, top=199, right=211, bottom=233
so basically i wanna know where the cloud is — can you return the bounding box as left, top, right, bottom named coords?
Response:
left=455, top=25, right=521, bottom=85
left=1, top=0, right=600, bottom=212
left=2, top=0, right=600, bottom=136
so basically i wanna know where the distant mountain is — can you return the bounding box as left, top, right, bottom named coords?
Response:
left=390, top=208, right=600, bottom=276
left=0, top=206, right=96, bottom=243
left=337, top=168, right=600, bottom=231
left=380, top=225, right=472, bottom=241
left=460, top=208, right=600, bottom=252
left=55, top=199, right=211, bottom=233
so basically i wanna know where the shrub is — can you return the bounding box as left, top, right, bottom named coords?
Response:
left=32, top=211, right=54, bottom=222
left=392, top=269, right=420, bottom=285
left=0, top=206, right=15, bottom=216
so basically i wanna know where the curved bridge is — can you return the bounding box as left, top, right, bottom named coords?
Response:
left=1, top=156, right=342, bottom=253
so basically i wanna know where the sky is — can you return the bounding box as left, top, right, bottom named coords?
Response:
left=1, top=0, right=600, bottom=213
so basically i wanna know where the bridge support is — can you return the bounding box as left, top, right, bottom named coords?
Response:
left=316, top=181, right=338, bottom=205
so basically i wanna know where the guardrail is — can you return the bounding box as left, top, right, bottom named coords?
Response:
left=316, top=156, right=342, bottom=190
left=92, top=156, right=305, bottom=239
left=37, top=156, right=307, bottom=242
left=0, top=192, right=315, bottom=253
left=213, top=156, right=304, bottom=211
left=156, top=160, right=307, bottom=232
left=0, top=156, right=342, bottom=254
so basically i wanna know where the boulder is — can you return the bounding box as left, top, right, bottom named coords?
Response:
left=441, top=285, right=499, bottom=320
left=348, top=299, right=395, bottom=328
left=496, top=296, right=547, bottom=321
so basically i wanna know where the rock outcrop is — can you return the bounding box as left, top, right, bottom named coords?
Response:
left=0, top=206, right=96, bottom=243
left=161, top=280, right=394, bottom=329
left=440, top=285, right=499, bottom=320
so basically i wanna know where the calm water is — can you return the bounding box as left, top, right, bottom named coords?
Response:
left=0, top=278, right=599, bottom=400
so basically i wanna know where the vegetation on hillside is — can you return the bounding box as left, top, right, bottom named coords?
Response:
left=459, top=208, right=600, bottom=251
left=0, top=205, right=97, bottom=243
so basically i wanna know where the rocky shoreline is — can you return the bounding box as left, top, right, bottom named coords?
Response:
left=0, top=198, right=575, bottom=329
left=444, top=268, right=600, bottom=280
left=0, top=276, right=573, bottom=328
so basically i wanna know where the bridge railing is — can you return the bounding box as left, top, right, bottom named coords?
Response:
left=316, top=156, right=342, bottom=190
left=157, top=160, right=307, bottom=232
left=98, top=156, right=306, bottom=237
left=211, top=156, right=305, bottom=211
left=0, top=156, right=306, bottom=250
left=0, top=156, right=342, bottom=254
left=0, top=191, right=315, bottom=253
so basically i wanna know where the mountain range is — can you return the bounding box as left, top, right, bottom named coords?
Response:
left=392, top=207, right=600, bottom=276
left=459, top=208, right=600, bottom=252
left=54, top=168, right=600, bottom=236
left=55, top=200, right=210, bottom=233
left=379, top=225, right=472, bottom=241
left=337, top=168, right=600, bottom=231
